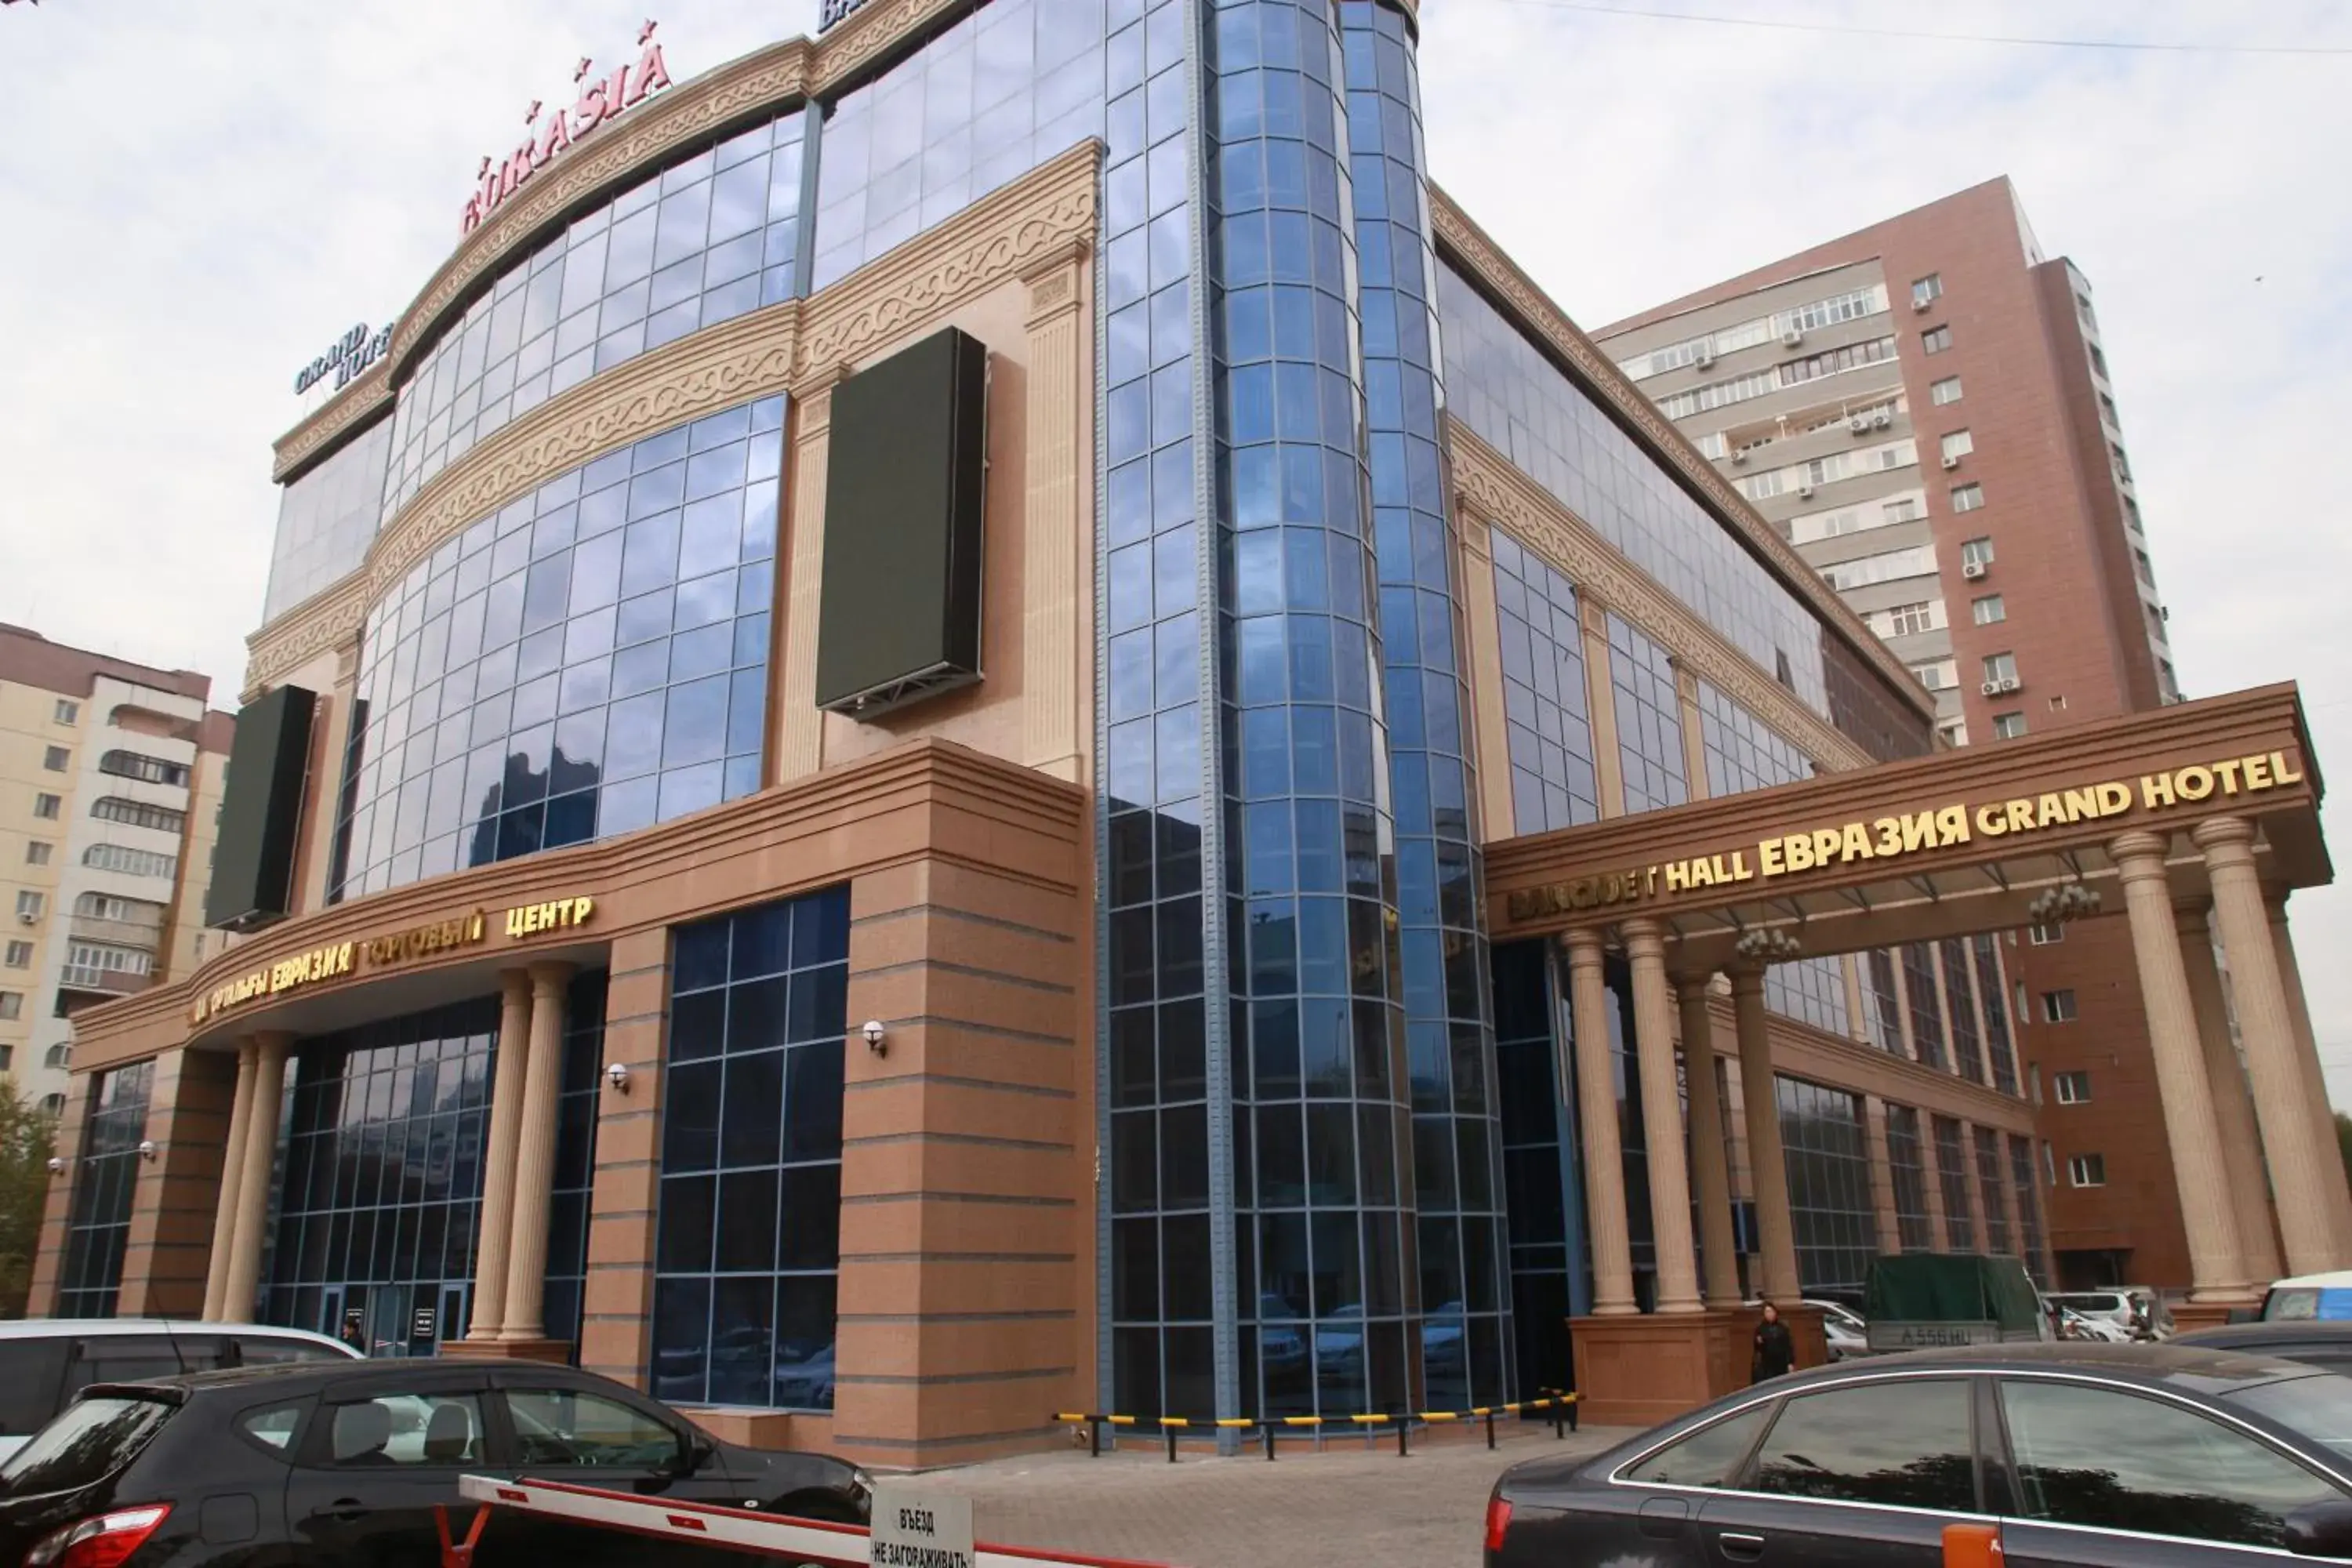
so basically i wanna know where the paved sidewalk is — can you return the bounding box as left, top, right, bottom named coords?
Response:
left=915, top=1424, right=1632, bottom=1566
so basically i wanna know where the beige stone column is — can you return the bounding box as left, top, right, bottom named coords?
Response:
left=1730, top=966, right=1801, bottom=1303
left=1678, top=978, right=1741, bottom=1308
left=1927, top=943, right=1965, bottom=1080
left=2176, top=901, right=2282, bottom=1283
left=2112, top=829, right=2251, bottom=1300
left=1671, top=662, right=1710, bottom=802
left=500, top=964, right=574, bottom=1341
left=1841, top=954, right=1871, bottom=1046
left=2196, top=818, right=2344, bottom=1276
left=775, top=371, right=847, bottom=782
left=200, top=1040, right=260, bottom=1321
left=2267, top=891, right=2352, bottom=1265
left=1575, top=592, right=1626, bottom=818
left=467, top=971, right=537, bottom=1341
left=1623, top=920, right=1701, bottom=1312
left=1862, top=1098, right=1904, bottom=1255
left=1563, top=931, right=1635, bottom=1315
left=1020, top=245, right=1089, bottom=782
left=221, top=1033, right=292, bottom=1321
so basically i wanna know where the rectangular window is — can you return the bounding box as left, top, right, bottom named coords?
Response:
left=2028, top=924, right=2064, bottom=946
left=2053, top=1071, right=2092, bottom=1105
left=1951, top=482, right=1985, bottom=512
left=1885, top=1103, right=1935, bottom=1252
left=24, top=842, right=50, bottom=867
left=1960, top=535, right=1995, bottom=568
left=14, top=892, right=42, bottom=921
left=32, top=794, right=60, bottom=821
left=53, top=700, right=78, bottom=725
left=1972, top=595, right=2006, bottom=626
left=1874, top=601, right=1944, bottom=638
left=56, top=1062, right=156, bottom=1318
left=1910, top=660, right=1955, bottom=691
left=2088, top=342, right=2109, bottom=378
left=1938, top=720, right=1968, bottom=748
left=1922, top=325, right=1953, bottom=354
left=1992, top=713, right=2028, bottom=740
left=1982, top=652, right=2018, bottom=684
left=1776, top=1076, right=1878, bottom=1293
left=2042, top=1142, right=2056, bottom=1184
left=2067, top=1153, right=2106, bottom=1188
left=2, top=942, right=28, bottom=968
left=1820, top=545, right=1938, bottom=592
left=2042, top=989, right=2078, bottom=1023
left=1940, top=430, right=1974, bottom=463
left=1929, top=376, right=1963, bottom=406
left=42, top=747, right=68, bottom=773
left=0, top=993, right=18, bottom=1022
left=1882, top=495, right=1922, bottom=524
left=1974, top=1127, right=2012, bottom=1255
left=1933, top=1116, right=1975, bottom=1253
left=1492, top=532, right=1600, bottom=833
left=1911, top=274, right=1944, bottom=307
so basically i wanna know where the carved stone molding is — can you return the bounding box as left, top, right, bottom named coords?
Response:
left=274, top=0, right=995, bottom=484
left=1449, top=420, right=1871, bottom=774
left=1427, top=187, right=1933, bottom=726
left=249, top=143, right=1101, bottom=699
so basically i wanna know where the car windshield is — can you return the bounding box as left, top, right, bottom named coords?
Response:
left=0, top=1396, right=174, bottom=1496
left=2225, top=1374, right=2352, bottom=1465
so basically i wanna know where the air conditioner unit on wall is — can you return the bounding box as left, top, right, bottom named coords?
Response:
left=1980, top=681, right=2002, bottom=697
left=1874, top=410, right=1893, bottom=430
left=1848, top=416, right=1871, bottom=435
left=1914, top=298, right=1933, bottom=312
left=1693, top=349, right=1715, bottom=369
left=1962, top=561, right=1987, bottom=579
left=1730, top=448, right=1748, bottom=465
left=1941, top=454, right=1962, bottom=470
left=1998, top=676, right=2020, bottom=693
left=1797, top=484, right=1815, bottom=499
left=1781, top=328, right=1804, bottom=348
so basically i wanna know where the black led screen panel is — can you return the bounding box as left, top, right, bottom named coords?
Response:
left=816, top=327, right=988, bottom=718
left=205, top=684, right=315, bottom=931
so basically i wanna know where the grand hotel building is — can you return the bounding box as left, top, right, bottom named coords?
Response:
left=34, top=0, right=2348, bottom=1460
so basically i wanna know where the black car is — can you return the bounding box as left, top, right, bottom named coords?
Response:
left=1486, top=1343, right=2352, bottom=1566
left=0, top=1358, right=869, bottom=1568
left=2175, top=1322, right=2352, bottom=1377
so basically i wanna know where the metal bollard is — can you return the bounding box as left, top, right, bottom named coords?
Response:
left=1568, top=1395, right=1579, bottom=1434
left=1396, top=1414, right=1410, bottom=1458
left=1263, top=1423, right=1277, bottom=1461
left=1552, top=1395, right=1566, bottom=1439
left=1483, top=1407, right=1496, bottom=1450
left=1166, top=1425, right=1180, bottom=1464
left=1091, top=1416, right=1103, bottom=1457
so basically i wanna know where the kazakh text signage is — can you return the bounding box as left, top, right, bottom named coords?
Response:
left=191, top=892, right=597, bottom=1023
left=1507, top=749, right=2306, bottom=924
left=463, top=25, right=673, bottom=234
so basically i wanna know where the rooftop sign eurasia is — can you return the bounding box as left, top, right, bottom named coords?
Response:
left=819, top=0, right=875, bottom=30
left=462, top=20, right=674, bottom=235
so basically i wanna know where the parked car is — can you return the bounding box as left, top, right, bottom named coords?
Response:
left=2048, top=1287, right=2175, bottom=1340
left=2176, top=1319, right=2352, bottom=1375
left=1806, top=1301, right=1867, bottom=1361
left=0, top=1320, right=357, bottom=1464
left=2262, top=1269, right=2352, bottom=1323
left=2054, top=1305, right=2132, bottom=1343
left=1484, top=1342, right=2352, bottom=1566
left=0, top=1358, right=870, bottom=1568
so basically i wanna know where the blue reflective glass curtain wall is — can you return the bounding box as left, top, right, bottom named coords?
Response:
left=1490, top=531, right=1597, bottom=834
left=56, top=1062, right=155, bottom=1319
left=330, top=397, right=782, bottom=902
left=1775, top=1076, right=1875, bottom=1294
left=1885, top=1103, right=1934, bottom=1251
left=543, top=971, right=609, bottom=1356
left=1212, top=0, right=1420, bottom=1425
left=1339, top=0, right=1508, bottom=1413
left=1490, top=941, right=1580, bottom=1398
left=652, top=889, right=848, bottom=1411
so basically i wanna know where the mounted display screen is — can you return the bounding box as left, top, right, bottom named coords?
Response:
left=205, top=684, right=316, bottom=931
left=815, top=327, right=988, bottom=718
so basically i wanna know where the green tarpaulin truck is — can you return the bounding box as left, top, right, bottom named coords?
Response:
left=1862, top=1254, right=2054, bottom=1353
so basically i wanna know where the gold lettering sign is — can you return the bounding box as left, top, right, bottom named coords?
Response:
left=503, top=895, right=595, bottom=938
left=366, top=911, right=489, bottom=967
left=1504, top=748, right=2305, bottom=924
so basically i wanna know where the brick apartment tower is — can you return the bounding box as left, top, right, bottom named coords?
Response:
left=1598, top=177, right=2216, bottom=1292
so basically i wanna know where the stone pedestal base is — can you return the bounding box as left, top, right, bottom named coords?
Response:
left=679, top=1409, right=800, bottom=1450
left=1570, top=1311, right=1758, bottom=1428
left=2170, top=1301, right=2253, bottom=1333
left=440, top=1337, right=574, bottom=1365
left=1782, top=1304, right=1829, bottom=1371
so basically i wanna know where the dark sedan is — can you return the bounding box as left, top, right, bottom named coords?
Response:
left=1486, top=1343, right=2352, bottom=1566
left=0, top=1359, right=869, bottom=1568
left=2175, top=1322, right=2352, bottom=1377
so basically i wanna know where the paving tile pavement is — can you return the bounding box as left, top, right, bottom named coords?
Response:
left=908, top=1424, right=1635, bottom=1567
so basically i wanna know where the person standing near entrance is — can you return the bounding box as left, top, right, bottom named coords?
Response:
left=1751, top=1301, right=1795, bottom=1382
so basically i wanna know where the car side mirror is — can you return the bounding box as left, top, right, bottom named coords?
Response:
left=682, top=1433, right=718, bottom=1473
left=2286, top=1501, right=2352, bottom=1558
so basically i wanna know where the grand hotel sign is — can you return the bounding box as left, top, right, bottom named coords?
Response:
left=1505, top=749, right=2307, bottom=924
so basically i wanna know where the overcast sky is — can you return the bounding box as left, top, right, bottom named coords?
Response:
left=5, top=2, right=2351, bottom=1092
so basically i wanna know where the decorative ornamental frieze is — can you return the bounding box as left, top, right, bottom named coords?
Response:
left=249, top=143, right=1101, bottom=701
left=1449, top=421, right=1871, bottom=774
left=1426, top=187, right=1931, bottom=724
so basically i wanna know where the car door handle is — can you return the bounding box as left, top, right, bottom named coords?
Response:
left=1718, top=1530, right=1766, bottom=1560
left=310, top=1500, right=370, bottom=1523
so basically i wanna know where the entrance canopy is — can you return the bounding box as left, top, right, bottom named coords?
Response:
left=1486, top=684, right=2327, bottom=971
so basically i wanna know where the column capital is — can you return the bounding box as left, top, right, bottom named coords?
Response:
left=2171, top=898, right=2212, bottom=938
left=2109, top=829, right=2172, bottom=878
left=1560, top=927, right=1606, bottom=967
left=2263, top=883, right=2294, bottom=921
left=1670, top=965, right=1719, bottom=991
left=500, top=967, right=534, bottom=1005
left=1619, top=916, right=1666, bottom=961
left=249, top=1031, right=296, bottom=1061
left=527, top=960, right=575, bottom=998
left=1726, top=960, right=1769, bottom=994
left=2191, top=815, right=2258, bottom=863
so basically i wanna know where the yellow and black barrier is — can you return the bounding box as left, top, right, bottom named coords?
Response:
left=1052, top=1390, right=1578, bottom=1461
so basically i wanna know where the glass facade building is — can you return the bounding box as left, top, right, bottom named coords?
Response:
left=56, top=1062, right=155, bottom=1319
left=1776, top=1076, right=1876, bottom=1294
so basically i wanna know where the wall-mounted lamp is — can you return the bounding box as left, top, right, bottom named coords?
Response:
left=862, top=1020, right=888, bottom=1057
left=136, top=1140, right=158, bottom=1162
left=45, top=1156, right=64, bottom=1175
left=605, top=1062, right=631, bottom=1094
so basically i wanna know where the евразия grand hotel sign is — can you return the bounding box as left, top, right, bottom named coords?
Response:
left=1506, top=749, right=2305, bottom=922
